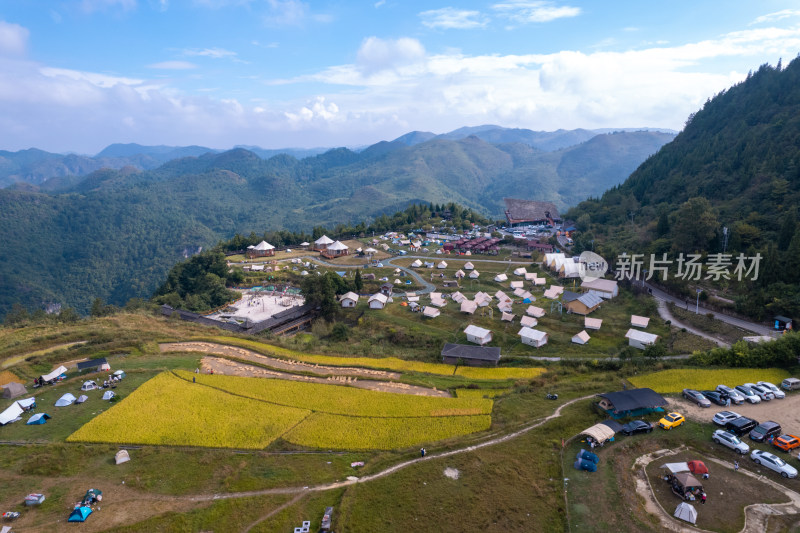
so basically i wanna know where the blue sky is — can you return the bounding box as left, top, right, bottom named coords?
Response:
left=1, top=1, right=799, bottom=153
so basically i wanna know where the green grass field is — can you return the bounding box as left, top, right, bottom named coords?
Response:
left=627, top=368, right=791, bottom=392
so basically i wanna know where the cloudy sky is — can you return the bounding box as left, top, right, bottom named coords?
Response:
left=1, top=1, right=799, bottom=154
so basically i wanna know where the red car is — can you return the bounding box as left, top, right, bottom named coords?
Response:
left=773, top=434, right=800, bottom=452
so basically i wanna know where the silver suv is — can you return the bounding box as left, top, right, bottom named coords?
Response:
left=716, top=384, right=745, bottom=405
left=712, top=429, right=750, bottom=454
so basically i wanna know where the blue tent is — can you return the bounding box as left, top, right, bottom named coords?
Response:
left=523, top=298, right=532, bottom=304
left=573, top=458, right=598, bottom=472
left=577, top=449, right=599, bottom=464
left=68, top=506, right=93, bottom=522
left=27, top=413, right=51, bottom=425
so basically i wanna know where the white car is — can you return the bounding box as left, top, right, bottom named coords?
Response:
left=735, top=385, right=762, bottom=404
left=712, top=429, right=750, bottom=454
left=745, top=383, right=774, bottom=401
left=751, top=449, right=798, bottom=478
left=713, top=411, right=742, bottom=426
left=716, top=385, right=745, bottom=405
left=758, top=381, right=786, bottom=399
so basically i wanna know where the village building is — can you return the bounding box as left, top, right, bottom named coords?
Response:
left=581, top=278, right=619, bottom=299
left=321, top=240, right=349, bottom=259
left=584, top=317, right=603, bottom=330
left=441, top=343, right=501, bottom=367
left=518, top=327, right=548, bottom=347
left=368, top=293, right=388, bottom=309
left=339, top=292, right=359, bottom=308
left=625, top=329, right=659, bottom=349
left=313, top=235, right=334, bottom=251
left=246, top=240, right=276, bottom=258
left=631, top=315, right=650, bottom=328
left=562, top=291, right=603, bottom=315
left=504, top=198, right=562, bottom=227
left=464, top=325, right=493, bottom=345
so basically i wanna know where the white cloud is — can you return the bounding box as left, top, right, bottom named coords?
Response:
left=148, top=60, right=197, bottom=69
left=0, top=21, right=29, bottom=57
left=184, top=47, right=237, bottom=59
left=751, top=9, right=800, bottom=25
left=420, top=7, right=488, bottom=29
left=356, top=37, right=426, bottom=74
left=374, top=0, right=385, bottom=7
left=492, top=1, right=580, bottom=24
left=284, top=96, right=339, bottom=125
left=265, top=0, right=308, bottom=26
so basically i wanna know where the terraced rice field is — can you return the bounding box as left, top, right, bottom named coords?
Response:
left=628, top=368, right=791, bottom=393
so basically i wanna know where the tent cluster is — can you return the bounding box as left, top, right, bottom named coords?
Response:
left=573, top=448, right=599, bottom=472
left=0, top=397, right=36, bottom=426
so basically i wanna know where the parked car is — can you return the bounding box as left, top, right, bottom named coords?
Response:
left=751, top=449, right=798, bottom=478
left=622, top=420, right=653, bottom=436
left=726, top=416, right=758, bottom=436
left=757, top=381, right=786, bottom=399
left=701, top=390, right=729, bottom=406
left=713, top=411, right=742, bottom=426
left=745, top=383, right=774, bottom=401
left=773, top=434, right=800, bottom=452
left=712, top=429, right=750, bottom=454
left=781, top=377, right=800, bottom=391
left=750, top=421, right=782, bottom=442
left=658, top=412, right=686, bottom=430
left=683, top=389, right=711, bottom=407
left=716, top=385, right=745, bottom=405
left=734, top=385, right=762, bottom=404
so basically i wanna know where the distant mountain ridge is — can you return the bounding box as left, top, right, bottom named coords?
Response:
left=0, top=129, right=674, bottom=318
left=0, top=125, right=676, bottom=188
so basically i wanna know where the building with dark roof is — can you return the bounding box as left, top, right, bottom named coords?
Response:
left=441, top=343, right=501, bottom=367
left=504, top=198, right=562, bottom=227
left=77, top=357, right=108, bottom=373
left=596, top=388, right=668, bottom=418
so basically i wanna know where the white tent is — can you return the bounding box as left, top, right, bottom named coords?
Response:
left=368, top=293, right=388, bottom=309
left=579, top=423, right=616, bottom=444
left=460, top=300, right=478, bottom=314
left=501, top=312, right=515, bottom=322
left=494, top=290, right=511, bottom=303
left=451, top=291, right=466, bottom=303
left=526, top=305, right=546, bottom=318
left=510, top=281, right=524, bottom=289
left=315, top=235, right=334, bottom=246
left=41, top=365, right=68, bottom=383
left=411, top=259, right=423, bottom=268
left=81, top=381, right=98, bottom=391
left=463, top=261, right=475, bottom=270
left=661, top=462, right=691, bottom=474
left=115, top=450, right=131, bottom=465
left=525, top=272, right=537, bottom=281
left=340, top=292, right=359, bottom=308
left=327, top=241, right=349, bottom=252
left=102, top=391, right=116, bottom=401
left=631, top=315, right=650, bottom=328
left=437, top=261, right=448, bottom=269
left=674, top=503, right=697, bottom=525
left=17, top=397, right=36, bottom=409
left=455, top=269, right=465, bottom=278
left=76, top=395, right=89, bottom=404
left=543, top=287, right=560, bottom=299
left=464, top=325, right=492, bottom=345
left=469, top=270, right=480, bottom=279
left=513, top=267, right=528, bottom=276
left=513, top=288, right=527, bottom=298
left=532, top=277, right=546, bottom=286
left=625, top=329, right=659, bottom=349
left=253, top=240, right=274, bottom=251
left=55, top=393, right=77, bottom=407
left=518, top=327, right=548, bottom=347
left=0, top=401, right=24, bottom=425
left=585, top=317, right=603, bottom=330
left=494, top=273, right=508, bottom=282
left=422, top=307, right=441, bottom=318
left=572, top=330, right=591, bottom=345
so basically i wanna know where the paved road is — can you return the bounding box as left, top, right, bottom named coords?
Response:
left=654, top=298, right=730, bottom=348
left=643, top=281, right=774, bottom=336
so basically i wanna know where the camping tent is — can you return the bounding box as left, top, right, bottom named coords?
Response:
left=82, top=488, right=103, bottom=505
left=674, top=502, right=697, bottom=525
left=688, top=460, right=709, bottom=476
left=2, top=381, right=27, bottom=399
left=17, top=397, right=36, bottom=410
left=579, top=423, right=616, bottom=445
left=115, top=450, right=131, bottom=465
left=68, top=506, right=93, bottom=522
left=573, top=458, right=597, bottom=472
left=40, top=365, right=68, bottom=383
left=55, top=393, right=77, bottom=407
left=0, top=402, right=24, bottom=425
left=27, top=413, right=51, bottom=425
left=76, top=395, right=89, bottom=404
left=102, top=391, right=116, bottom=401
left=113, top=370, right=126, bottom=379
left=81, top=381, right=98, bottom=391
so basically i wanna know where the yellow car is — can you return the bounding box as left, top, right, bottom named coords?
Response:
left=658, top=412, right=686, bottom=430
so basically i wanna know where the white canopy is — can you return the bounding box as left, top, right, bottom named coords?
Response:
left=580, top=423, right=616, bottom=444
left=41, top=365, right=68, bottom=382
left=455, top=269, right=465, bottom=278
left=365, top=247, right=378, bottom=254
left=17, top=397, right=36, bottom=409
left=661, top=462, right=691, bottom=474
left=253, top=240, right=274, bottom=251
left=315, top=235, right=334, bottom=245
left=0, top=402, right=24, bottom=425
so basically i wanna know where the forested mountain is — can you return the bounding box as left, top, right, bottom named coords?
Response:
left=0, top=130, right=672, bottom=318
left=567, top=57, right=800, bottom=319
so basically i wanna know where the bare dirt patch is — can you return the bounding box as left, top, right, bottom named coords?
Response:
left=200, top=356, right=451, bottom=397
left=161, top=342, right=400, bottom=380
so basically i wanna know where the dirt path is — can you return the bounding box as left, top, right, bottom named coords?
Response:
left=161, top=342, right=400, bottom=380
left=201, top=356, right=451, bottom=397
left=242, top=493, right=306, bottom=533
left=655, top=299, right=730, bottom=348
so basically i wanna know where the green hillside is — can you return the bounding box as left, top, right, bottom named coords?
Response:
left=0, top=131, right=671, bottom=317
left=568, top=58, right=800, bottom=319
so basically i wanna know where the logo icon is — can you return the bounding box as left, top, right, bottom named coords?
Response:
left=578, top=251, right=608, bottom=282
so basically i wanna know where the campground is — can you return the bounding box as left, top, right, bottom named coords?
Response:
left=1, top=309, right=800, bottom=531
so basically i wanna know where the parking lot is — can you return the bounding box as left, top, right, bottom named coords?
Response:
left=672, top=392, right=800, bottom=435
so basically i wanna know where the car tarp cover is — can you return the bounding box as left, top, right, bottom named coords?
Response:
left=0, top=402, right=24, bottom=425
left=661, top=462, right=690, bottom=474
left=597, top=388, right=667, bottom=414
left=579, top=423, right=616, bottom=444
